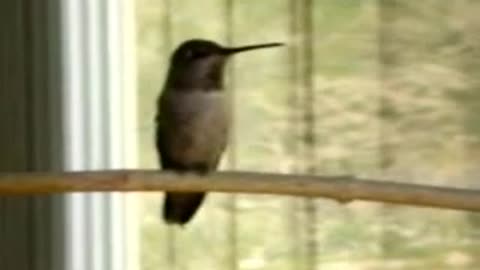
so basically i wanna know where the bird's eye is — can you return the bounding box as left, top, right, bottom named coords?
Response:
left=185, top=48, right=209, bottom=59
left=184, top=49, right=194, bottom=59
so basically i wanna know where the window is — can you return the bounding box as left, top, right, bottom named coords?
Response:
left=135, top=1, right=480, bottom=270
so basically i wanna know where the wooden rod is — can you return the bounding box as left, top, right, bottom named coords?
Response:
left=0, top=170, right=479, bottom=212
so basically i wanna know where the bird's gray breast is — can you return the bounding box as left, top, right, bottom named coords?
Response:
left=157, top=89, right=229, bottom=168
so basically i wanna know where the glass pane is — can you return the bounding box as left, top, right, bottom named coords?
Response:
left=134, top=0, right=480, bottom=269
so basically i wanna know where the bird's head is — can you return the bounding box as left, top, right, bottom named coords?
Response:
left=166, top=39, right=283, bottom=90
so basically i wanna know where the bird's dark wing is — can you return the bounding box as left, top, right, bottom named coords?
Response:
left=155, top=116, right=190, bottom=171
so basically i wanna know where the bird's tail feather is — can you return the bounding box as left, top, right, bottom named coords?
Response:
left=163, top=192, right=205, bottom=225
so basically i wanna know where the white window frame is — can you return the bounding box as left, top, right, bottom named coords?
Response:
left=60, top=0, right=138, bottom=269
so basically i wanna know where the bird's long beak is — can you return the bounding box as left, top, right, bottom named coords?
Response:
left=222, top=42, right=284, bottom=55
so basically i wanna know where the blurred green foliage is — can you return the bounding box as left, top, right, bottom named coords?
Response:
left=135, top=1, right=480, bottom=269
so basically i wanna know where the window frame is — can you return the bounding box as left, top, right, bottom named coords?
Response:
left=59, top=0, right=138, bottom=269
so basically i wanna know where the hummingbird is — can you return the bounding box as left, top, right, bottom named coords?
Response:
left=155, top=39, right=283, bottom=225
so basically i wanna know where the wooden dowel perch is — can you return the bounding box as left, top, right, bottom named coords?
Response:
left=0, top=170, right=479, bottom=212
